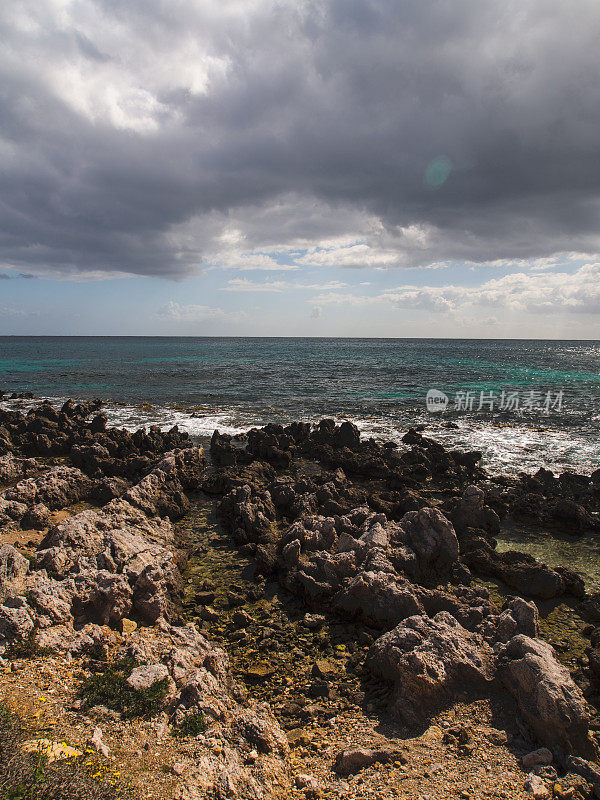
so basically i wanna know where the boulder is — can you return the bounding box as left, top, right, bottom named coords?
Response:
left=452, top=484, right=500, bottom=535
left=232, top=706, right=289, bottom=755
left=71, top=569, right=133, bottom=625
left=20, top=502, right=51, bottom=530
left=333, top=746, right=404, bottom=775
left=0, top=596, right=36, bottom=643
left=0, top=454, right=24, bottom=485
left=367, top=611, right=494, bottom=724
left=296, top=550, right=357, bottom=600
left=390, top=506, right=460, bottom=580
left=36, top=499, right=174, bottom=579
left=522, top=748, right=553, bottom=768
left=463, top=536, right=571, bottom=600
left=480, top=597, right=540, bottom=643
left=498, top=635, right=597, bottom=762
left=334, top=571, right=424, bottom=628
left=2, top=466, right=92, bottom=511
left=0, top=544, right=29, bottom=599
left=35, top=623, right=116, bottom=655
left=25, top=572, right=74, bottom=627
left=126, top=663, right=169, bottom=691
left=175, top=667, right=230, bottom=722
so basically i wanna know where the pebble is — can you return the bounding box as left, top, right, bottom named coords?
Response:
left=295, top=773, right=320, bottom=789
left=522, top=748, right=553, bottom=768
left=524, top=773, right=551, bottom=799
left=90, top=726, right=110, bottom=757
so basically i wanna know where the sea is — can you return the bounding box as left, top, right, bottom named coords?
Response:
left=1, top=336, right=599, bottom=477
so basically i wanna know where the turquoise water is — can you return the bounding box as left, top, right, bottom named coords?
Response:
left=1, top=336, right=599, bottom=475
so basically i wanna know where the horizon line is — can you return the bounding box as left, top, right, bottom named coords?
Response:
left=1, top=334, right=600, bottom=342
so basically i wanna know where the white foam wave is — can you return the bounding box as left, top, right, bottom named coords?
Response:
left=2, top=396, right=598, bottom=476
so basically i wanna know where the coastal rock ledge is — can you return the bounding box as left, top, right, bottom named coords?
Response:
left=0, top=400, right=599, bottom=798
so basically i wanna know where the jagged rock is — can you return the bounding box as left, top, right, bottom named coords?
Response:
left=566, top=757, right=600, bottom=799
left=2, top=466, right=92, bottom=511
left=126, top=663, right=169, bottom=691
left=296, top=550, right=357, bottom=600
left=0, top=498, right=28, bottom=526
left=419, top=585, right=495, bottom=631
left=35, top=623, right=117, bottom=655
left=479, top=597, right=539, bottom=643
left=218, top=484, right=276, bottom=545
left=232, top=706, right=289, bottom=755
left=90, top=414, right=108, bottom=433
left=0, top=454, right=24, bottom=484
left=0, top=596, right=36, bottom=644
left=133, top=565, right=170, bottom=622
left=175, top=667, right=231, bottom=722
left=462, top=534, right=573, bottom=599
left=367, top=611, right=494, bottom=724
left=91, top=477, right=129, bottom=505
left=122, top=622, right=229, bottom=688
left=0, top=544, right=29, bottom=599
left=452, top=484, right=500, bottom=535
left=282, top=539, right=301, bottom=567
left=498, top=635, right=597, bottom=762
left=71, top=570, right=133, bottom=625
left=123, top=447, right=205, bottom=520
left=20, top=503, right=50, bottom=530
left=35, top=499, right=174, bottom=579
left=334, top=571, right=424, bottom=628
left=25, top=572, right=73, bottom=627
left=389, top=506, right=460, bottom=580
left=524, top=773, right=550, bottom=798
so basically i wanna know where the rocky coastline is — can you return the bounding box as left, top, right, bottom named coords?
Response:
left=1, top=395, right=600, bottom=799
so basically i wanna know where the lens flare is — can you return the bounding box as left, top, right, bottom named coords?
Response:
left=425, top=155, right=452, bottom=189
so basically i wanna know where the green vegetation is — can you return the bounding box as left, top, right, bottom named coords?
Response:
left=0, top=708, right=120, bottom=800
left=3, top=630, right=51, bottom=662
left=174, top=713, right=206, bottom=738
left=79, top=658, right=168, bottom=719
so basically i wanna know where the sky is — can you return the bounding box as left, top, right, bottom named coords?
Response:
left=1, top=0, right=600, bottom=338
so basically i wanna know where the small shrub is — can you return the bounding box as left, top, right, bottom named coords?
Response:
left=86, top=642, right=108, bottom=663
left=79, top=658, right=169, bottom=718
left=4, top=629, right=52, bottom=661
left=174, top=713, right=206, bottom=738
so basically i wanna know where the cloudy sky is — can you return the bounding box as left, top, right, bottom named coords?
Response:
left=1, top=0, right=600, bottom=337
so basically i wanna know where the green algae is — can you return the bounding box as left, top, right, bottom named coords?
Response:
left=477, top=577, right=589, bottom=669
left=175, top=493, right=595, bottom=723
left=496, top=520, right=600, bottom=592
left=174, top=494, right=370, bottom=720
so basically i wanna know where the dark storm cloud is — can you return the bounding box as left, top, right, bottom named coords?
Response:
left=1, top=0, right=599, bottom=277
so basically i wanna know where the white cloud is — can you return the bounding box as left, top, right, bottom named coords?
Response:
left=223, top=278, right=347, bottom=292
left=312, top=262, right=600, bottom=316
left=3, top=1, right=600, bottom=282
left=158, top=300, right=246, bottom=322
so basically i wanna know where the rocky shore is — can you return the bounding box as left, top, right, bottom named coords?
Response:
left=1, top=397, right=600, bottom=799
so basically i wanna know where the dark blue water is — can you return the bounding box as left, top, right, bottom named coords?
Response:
left=1, top=337, right=599, bottom=475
